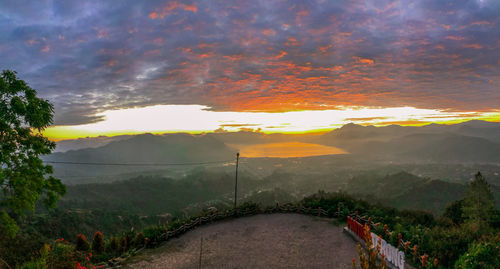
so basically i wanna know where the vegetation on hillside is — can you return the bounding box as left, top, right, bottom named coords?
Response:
left=2, top=171, right=498, bottom=268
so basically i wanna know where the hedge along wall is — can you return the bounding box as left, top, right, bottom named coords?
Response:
left=100, top=203, right=436, bottom=269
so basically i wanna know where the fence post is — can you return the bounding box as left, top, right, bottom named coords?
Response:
left=165, top=228, right=169, bottom=239
left=318, top=207, right=322, bottom=217
left=198, top=215, right=202, bottom=225
left=183, top=223, right=186, bottom=232
left=276, top=202, right=280, bottom=212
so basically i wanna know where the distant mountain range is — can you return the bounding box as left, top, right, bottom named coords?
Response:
left=44, top=133, right=235, bottom=182
left=320, top=120, right=500, bottom=163
left=46, top=120, right=500, bottom=184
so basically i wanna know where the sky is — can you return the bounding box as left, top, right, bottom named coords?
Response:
left=1, top=0, right=500, bottom=139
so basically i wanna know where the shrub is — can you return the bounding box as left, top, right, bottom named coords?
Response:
left=18, top=244, right=50, bottom=269
left=107, top=237, right=120, bottom=254
left=75, top=234, right=90, bottom=252
left=48, top=241, right=75, bottom=269
left=120, top=236, right=128, bottom=253
left=455, top=239, right=500, bottom=268
left=134, top=232, right=145, bottom=248
left=91, top=231, right=104, bottom=254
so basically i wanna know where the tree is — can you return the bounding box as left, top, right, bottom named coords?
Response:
left=0, top=70, right=65, bottom=237
left=462, top=172, right=495, bottom=233
left=443, top=199, right=465, bottom=225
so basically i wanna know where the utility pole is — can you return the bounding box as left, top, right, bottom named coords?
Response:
left=234, top=152, right=239, bottom=209
left=198, top=237, right=203, bottom=269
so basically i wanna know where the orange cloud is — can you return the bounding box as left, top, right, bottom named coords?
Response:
left=463, top=43, right=483, bottom=49
left=149, top=11, right=159, bottom=19
left=285, top=37, right=300, bottom=46
left=318, top=44, right=332, bottom=53
left=183, top=4, right=197, bottom=13
left=275, top=51, right=287, bottom=59
left=149, top=2, right=197, bottom=19
left=354, top=57, right=374, bottom=65
left=262, top=29, right=276, bottom=36
left=223, top=54, right=243, bottom=61
left=471, top=21, right=491, bottom=26
left=445, top=35, right=464, bottom=41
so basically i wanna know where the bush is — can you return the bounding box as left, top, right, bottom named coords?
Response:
left=91, top=231, right=104, bottom=254
left=18, top=244, right=50, bottom=269
left=107, top=237, right=120, bottom=254
left=48, top=241, right=75, bottom=269
left=455, top=239, right=500, bottom=268
left=134, top=232, right=145, bottom=248
left=75, top=234, right=90, bottom=252
left=120, top=236, right=128, bottom=253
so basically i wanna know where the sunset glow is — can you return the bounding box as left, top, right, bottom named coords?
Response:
left=43, top=105, right=500, bottom=140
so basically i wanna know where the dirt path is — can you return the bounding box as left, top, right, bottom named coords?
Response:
left=124, top=213, right=358, bottom=269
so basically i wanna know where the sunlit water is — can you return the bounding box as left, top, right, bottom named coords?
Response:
left=229, top=142, right=348, bottom=158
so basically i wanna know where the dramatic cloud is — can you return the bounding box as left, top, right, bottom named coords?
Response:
left=1, top=0, right=499, bottom=127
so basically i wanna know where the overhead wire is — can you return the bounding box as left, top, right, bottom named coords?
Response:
left=43, top=159, right=234, bottom=167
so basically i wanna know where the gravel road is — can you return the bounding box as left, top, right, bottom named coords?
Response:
left=124, top=213, right=358, bottom=269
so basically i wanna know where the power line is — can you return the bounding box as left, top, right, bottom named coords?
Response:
left=43, top=159, right=234, bottom=167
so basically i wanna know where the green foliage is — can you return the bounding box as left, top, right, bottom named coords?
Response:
left=0, top=210, right=18, bottom=238
left=47, top=241, right=75, bottom=269
left=0, top=70, right=65, bottom=238
left=455, top=235, right=500, bottom=269
left=134, top=232, right=145, bottom=248
left=443, top=199, right=465, bottom=225
left=143, top=226, right=164, bottom=247
left=423, top=225, right=473, bottom=267
left=18, top=244, right=50, bottom=269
